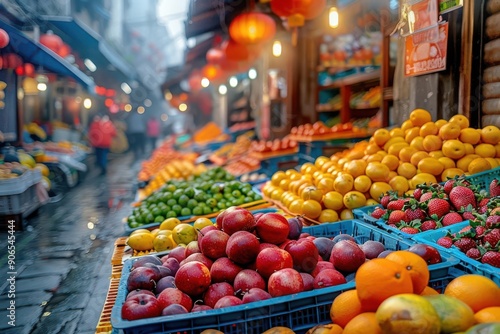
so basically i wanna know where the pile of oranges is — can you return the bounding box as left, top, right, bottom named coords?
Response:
left=262, top=109, right=500, bottom=221
left=324, top=251, right=500, bottom=334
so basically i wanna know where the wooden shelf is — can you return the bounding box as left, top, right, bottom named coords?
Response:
left=383, top=86, right=394, bottom=101
left=318, top=69, right=381, bottom=91
left=316, top=107, right=341, bottom=113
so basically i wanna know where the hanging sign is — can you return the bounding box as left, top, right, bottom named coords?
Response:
left=404, top=22, right=448, bottom=77
left=439, top=0, right=463, bottom=14
left=401, top=0, right=439, bottom=36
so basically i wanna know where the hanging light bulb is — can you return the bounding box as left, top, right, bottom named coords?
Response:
left=272, top=40, right=282, bottom=57
left=329, top=7, right=339, bottom=28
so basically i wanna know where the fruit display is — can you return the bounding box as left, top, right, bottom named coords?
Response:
left=0, top=162, right=29, bottom=178
left=239, top=171, right=268, bottom=184
left=193, top=121, right=230, bottom=144
left=209, top=131, right=254, bottom=165
left=119, top=208, right=444, bottom=325
left=127, top=167, right=263, bottom=229
left=250, top=138, right=298, bottom=156
left=223, top=156, right=261, bottom=176
left=263, top=109, right=500, bottom=222
left=369, top=177, right=499, bottom=235
left=290, top=121, right=366, bottom=139
left=349, top=86, right=382, bottom=109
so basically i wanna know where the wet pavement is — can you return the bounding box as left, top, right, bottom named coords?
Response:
left=0, top=152, right=140, bottom=334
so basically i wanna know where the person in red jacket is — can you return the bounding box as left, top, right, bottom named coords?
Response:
left=88, top=115, right=116, bottom=175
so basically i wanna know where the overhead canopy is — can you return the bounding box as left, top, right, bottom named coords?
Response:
left=0, top=20, right=95, bottom=91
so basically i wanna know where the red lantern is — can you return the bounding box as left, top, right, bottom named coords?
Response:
left=229, top=12, right=276, bottom=45
left=0, top=29, right=9, bottom=48
left=4, top=54, right=23, bottom=69
left=40, top=32, right=63, bottom=53
left=223, top=39, right=251, bottom=62
left=15, top=65, right=25, bottom=76
left=301, top=0, right=327, bottom=20
left=105, top=98, right=113, bottom=107
left=24, top=63, right=35, bottom=77
left=271, top=0, right=326, bottom=20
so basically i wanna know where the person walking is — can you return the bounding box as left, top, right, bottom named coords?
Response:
left=88, top=115, right=117, bottom=175
left=146, top=116, right=160, bottom=151
left=126, top=110, right=147, bottom=160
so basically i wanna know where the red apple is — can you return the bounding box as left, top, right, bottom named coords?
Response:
left=162, top=257, right=180, bottom=276
left=313, top=237, right=335, bottom=261
left=180, top=253, right=213, bottom=269
left=210, top=257, right=242, bottom=284
left=175, top=261, right=211, bottom=297
left=203, top=282, right=235, bottom=308
left=268, top=268, right=304, bottom=297
left=168, top=245, right=187, bottom=263
left=360, top=240, right=386, bottom=259
left=222, top=208, right=256, bottom=235
left=155, top=276, right=176, bottom=295
left=216, top=206, right=240, bottom=230
left=253, top=213, right=265, bottom=221
left=214, top=295, right=243, bottom=308
left=226, top=231, right=260, bottom=265
left=255, top=248, right=293, bottom=279
left=197, top=225, right=218, bottom=244
left=310, top=261, right=335, bottom=278
left=284, top=238, right=319, bottom=273
left=121, top=294, right=162, bottom=320
left=300, top=273, right=314, bottom=291
left=313, top=269, right=346, bottom=289
left=408, top=244, right=442, bottom=264
left=141, top=263, right=163, bottom=281
left=131, top=255, right=162, bottom=269
left=161, top=304, right=188, bottom=316
left=184, top=240, right=201, bottom=258
left=199, top=230, right=230, bottom=260
left=256, top=213, right=290, bottom=245
left=127, top=267, right=159, bottom=291
left=157, top=287, right=193, bottom=311
left=233, top=269, right=266, bottom=294
left=242, top=288, right=272, bottom=304
left=126, top=289, right=155, bottom=300
left=191, top=304, right=212, bottom=312
left=287, top=217, right=304, bottom=240
left=329, top=240, right=365, bottom=273
left=259, top=243, right=279, bottom=252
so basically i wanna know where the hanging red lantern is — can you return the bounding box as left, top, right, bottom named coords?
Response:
left=24, top=63, right=35, bottom=77
left=229, top=12, right=276, bottom=45
left=104, top=98, right=114, bottom=108
left=0, top=29, right=9, bottom=48
left=40, top=32, right=63, bottom=53
left=223, top=39, right=252, bottom=62
left=301, top=0, right=327, bottom=20
left=15, top=65, right=25, bottom=76
left=270, top=0, right=326, bottom=20
left=4, top=53, right=23, bottom=69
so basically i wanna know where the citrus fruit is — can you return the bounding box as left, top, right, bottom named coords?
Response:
left=334, top=173, right=354, bottom=195
left=354, top=175, right=372, bottom=193
left=420, top=286, right=439, bottom=295
left=442, top=139, right=466, bottom=159
left=397, top=162, right=417, bottom=179
left=302, top=200, right=322, bottom=219
left=383, top=137, right=406, bottom=152
left=344, top=160, right=367, bottom=178
left=315, top=156, right=330, bottom=168
left=410, top=136, right=425, bottom=151
left=318, top=209, right=339, bottom=223
left=444, top=274, right=500, bottom=312
left=262, top=327, right=295, bottom=334
left=401, top=120, right=414, bottom=132
left=356, top=259, right=413, bottom=312
left=153, top=234, right=176, bottom=252
left=369, top=182, right=392, bottom=202
left=409, top=173, right=437, bottom=189
left=127, top=232, right=155, bottom=251
left=438, top=157, right=456, bottom=169
left=465, top=323, right=500, bottom=334
left=340, top=209, right=354, bottom=220
left=424, top=294, right=475, bottom=333
left=130, top=229, right=152, bottom=235
left=373, top=128, right=391, bottom=147
left=449, top=114, right=470, bottom=129
left=316, top=177, right=335, bottom=194
left=389, top=128, right=405, bottom=138
left=410, top=151, right=429, bottom=166
left=435, top=119, right=448, bottom=129
left=486, top=157, right=499, bottom=168
left=457, top=154, right=481, bottom=172
left=160, top=217, right=181, bottom=230
left=420, top=122, right=438, bottom=137
left=399, top=146, right=418, bottom=162
left=423, top=135, right=443, bottom=152
left=289, top=199, right=304, bottom=215
left=343, top=312, right=382, bottom=334
left=172, top=223, right=197, bottom=245
left=418, top=157, right=444, bottom=176
left=387, top=142, right=409, bottom=157
left=343, top=191, right=367, bottom=210
left=365, top=162, right=390, bottom=182
left=441, top=168, right=466, bottom=181
left=404, top=127, right=421, bottom=144
left=460, top=128, right=481, bottom=144
left=323, top=191, right=344, bottom=211
left=410, top=108, right=432, bottom=127
left=301, top=186, right=323, bottom=202
left=376, top=294, right=441, bottom=334
left=306, top=323, right=343, bottom=334
left=271, top=171, right=287, bottom=186
left=366, top=199, right=379, bottom=206
left=464, top=143, right=475, bottom=155
left=385, top=250, right=429, bottom=294
left=474, top=306, right=500, bottom=323
left=468, top=157, right=491, bottom=174
left=388, top=176, right=409, bottom=196
left=193, top=217, right=214, bottom=231
left=475, top=143, right=496, bottom=158
left=481, top=125, right=500, bottom=144
left=439, top=122, right=462, bottom=140
left=330, top=289, right=363, bottom=328
left=380, top=154, right=399, bottom=171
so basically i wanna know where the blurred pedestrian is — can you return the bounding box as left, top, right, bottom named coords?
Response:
left=126, top=110, right=147, bottom=160
left=88, top=115, right=117, bottom=175
left=147, top=116, right=160, bottom=151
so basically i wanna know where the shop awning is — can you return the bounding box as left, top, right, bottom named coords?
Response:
left=0, top=20, right=95, bottom=91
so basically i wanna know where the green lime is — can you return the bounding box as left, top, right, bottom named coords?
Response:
left=225, top=174, right=235, bottom=181
left=192, top=206, right=203, bottom=216
left=232, top=190, right=241, bottom=198
left=161, top=192, right=173, bottom=202
left=223, top=187, right=232, bottom=194
left=173, top=189, right=184, bottom=199
left=151, top=207, right=162, bottom=217
left=145, top=213, right=155, bottom=223
left=187, top=199, right=198, bottom=209
left=195, top=192, right=207, bottom=202
left=167, top=199, right=177, bottom=207
left=166, top=210, right=177, bottom=218
left=206, top=198, right=218, bottom=208
left=154, top=215, right=165, bottom=223
left=254, top=194, right=263, bottom=201
left=128, top=222, right=139, bottom=228
left=161, top=206, right=171, bottom=216
left=241, top=186, right=252, bottom=195
left=166, top=184, right=176, bottom=192
left=210, top=184, right=222, bottom=194
left=213, top=193, right=223, bottom=201
left=184, top=187, right=195, bottom=198
left=172, top=204, right=183, bottom=215
left=178, top=194, right=189, bottom=207
left=217, top=202, right=227, bottom=210
left=203, top=206, right=213, bottom=215
left=244, top=196, right=254, bottom=203
left=246, top=190, right=256, bottom=198
left=181, top=207, right=192, bottom=216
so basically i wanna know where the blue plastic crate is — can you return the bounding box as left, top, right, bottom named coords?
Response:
left=112, top=220, right=458, bottom=334
left=462, top=166, right=500, bottom=192
left=259, top=154, right=299, bottom=175
left=413, top=221, right=500, bottom=285
left=352, top=205, right=383, bottom=225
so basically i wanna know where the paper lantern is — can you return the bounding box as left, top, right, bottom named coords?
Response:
left=40, top=32, right=63, bottom=53
left=271, top=0, right=326, bottom=20
left=24, top=63, right=35, bottom=77
left=229, top=12, right=276, bottom=45
left=0, top=29, right=9, bottom=48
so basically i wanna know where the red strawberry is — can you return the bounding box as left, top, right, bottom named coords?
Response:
left=427, top=199, right=450, bottom=219
left=481, top=251, right=500, bottom=268
left=462, top=211, right=475, bottom=221
left=490, top=179, right=500, bottom=198
left=371, top=207, right=386, bottom=219
left=458, top=225, right=473, bottom=233
left=437, top=236, right=453, bottom=248
left=442, top=212, right=464, bottom=226
left=387, top=199, right=406, bottom=211
left=475, top=226, right=486, bottom=239
left=380, top=194, right=391, bottom=208
left=419, top=192, right=434, bottom=203
left=388, top=223, right=397, bottom=228
left=413, top=188, right=423, bottom=200
left=465, top=248, right=481, bottom=260
left=443, top=179, right=456, bottom=194
left=486, top=215, right=500, bottom=229
left=400, top=226, right=419, bottom=234
left=453, top=238, right=476, bottom=253
left=388, top=210, right=408, bottom=224
left=478, top=206, right=489, bottom=214
left=449, top=186, right=477, bottom=211
left=420, top=220, right=437, bottom=231
left=483, top=229, right=500, bottom=247
left=405, top=208, right=426, bottom=221
left=479, top=198, right=490, bottom=207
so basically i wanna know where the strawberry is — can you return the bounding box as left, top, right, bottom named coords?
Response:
left=481, top=251, right=500, bottom=268
left=458, top=225, right=473, bottom=233
left=483, top=229, right=500, bottom=248
left=462, top=211, right=475, bottom=221
left=371, top=207, right=386, bottom=219
left=490, top=179, right=500, bottom=198
left=400, top=226, right=419, bottom=234
left=478, top=205, right=489, bottom=214
left=387, top=199, right=406, bottom=211
left=413, top=188, right=423, bottom=200
left=479, top=198, right=490, bottom=207
left=453, top=237, right=476, bottom=253
left=388, top=223, right=397, bottom=228
left=380, top=194, right=391, bottom=208
left=486, top=215, right=500, bottom=229
left=449, top=186, right=477, bottom=211
left=388, top=210, right=408, bottom=224
left=437, top=236, right=453, bottom=248
left=442, top=212, right=463, bottom=226
left=475, top=226, right=487, bottom=239
left=443, top=179, right=456, bottom=194
left=419, top=192, right=434, bottom=203
left=426, top=198, right=450, bottom=219
left=466, top=248, right=481, bottom=260
left=420, top=220, right=437, bottom=231
left=405, top=208, right=426, bottom=221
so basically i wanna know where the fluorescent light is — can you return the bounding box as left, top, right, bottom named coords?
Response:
left=218, top=85, right=227, bottom=95
left=229, top=76, right=238, bottom=87
left=37, top=83, right=47, bottom=91
left=144, top=99, right=152, bottom=107
left=329, top=7, right=339, bottom=28
left=201, top=78, right=210, bottom=88
left=272, top=40, right=282, bottom=57
left=83, top=98, right=92, bottom=109
left=84, top=59, right=97, bottom=72
left=121, top=82, right=132, bottom=94
left=248, top=68, right=257, bottom=80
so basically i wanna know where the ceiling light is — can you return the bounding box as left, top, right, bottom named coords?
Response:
left=124, top=104, right=132, bottom=112
left=229, top=76, right=238, bottom=87
left=37, top=83, right=47, bottom=91
left=201, top=77, right=210, bottom=88
left=144, top=99, right=152, bottom=107
left=218, top=85, right=227, bottom=95
left=329, top=7, right=339, bottom=28
left=179, top=103, right=187, bottom=112
left=272, top=40, right=282, bottom=57
left=83, top=98, right=92, bottom=109
left=121, top=82, right=132, bottom=94
left=248, top=68, right=257, bottom=79
left=137, top=106, right=145, bottom=114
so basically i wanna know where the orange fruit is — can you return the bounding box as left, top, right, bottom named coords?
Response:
left=387, top=142, right=409, bottom=157
left=404, top=127, right=421, bottom=144
left=365, top=162, right=390, bottom=182
left=409, top=173, right=437, bottom=189
left=444, top=274, right=500, bottom=312
left=343, top=191, right=367, bottom=209
left=481, top=125, right=500, bottom=144
left=460, top=128, right=481, bottom=145
left=399, top=146, right=419, bottom=162
left=330, top=289, right=363, bottom=328
left=428, top=150, right=445, bottom=159
left=397, top=162, right=417, bottom=179
left=495, top=143, right=500, bottom=157
left=474, top=306, right=500, bottom=323
left=457, top=154, right=480, bottom=172
left=318, top=209, right=340, bottom=223
left=442, top=139, right=466, bottom=159
left=388, top=176, right=409, bottom=196
left=420, top=286, right=439, bottom=295
left=279, top=179, right=291, bottom=191
left=356, top=259, right=414, bottom=312
left=434, top=119, right=448, bottom=129
left=316, top=177, right=335, bottom=194
left=306, top=323, right=343, bottom=334
left=373, top=128, right=391, bottom=147
left=475, top=143, right=496, bottom=158
left=389, top=128, right=405, bottom=138
left=410, top=136, right=425, bottom=151
left=464, top=143, right=475, bottom=155
left=369, top=182, right=392, bottom=201
left=340, top=209, right=354, bottom=220
left=410, top=108, right=432, bottom=127
left=468, top=157, right=491, bottom=174
left=364, top=143, right=382, bottom=155
left=410, top=151, right=430, bottom=166
left=323, top=191, right=344, bottom=211
left=385, top=250, right=429, bottom=294
left=438, top=157, right=455, bottom=169
left=420, top=122, right=439, bottom=137
left=381, top=154, right=399, bottom=171
left=343, top=312, right=382, bottom=334
left=439, top=123, right=462, bottom=140
left=401, top=120, right=414, bottom=132
left=315, top=156, right=330, bottom=168
left=486, top=157, right=499, bottom=168
left=302, top=199, right=322, bottom=219
left=271, top=171, right=287, bottom=186
left=365, top=153, right=384, bottom=163
left=344, top=159, right=368, bottom=178
left=301, top=186, right=323, bottom=202
left=354, top=175, right=372, bottom=193
left=383, top=137, right=406, bottom=152
left=449, top=114, right=470, bottom=129
left=422, top=135, right=443, bottom=152
left=334, top=173, right=354, bottom=195
left=288, top=199, right=304, bottom=215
